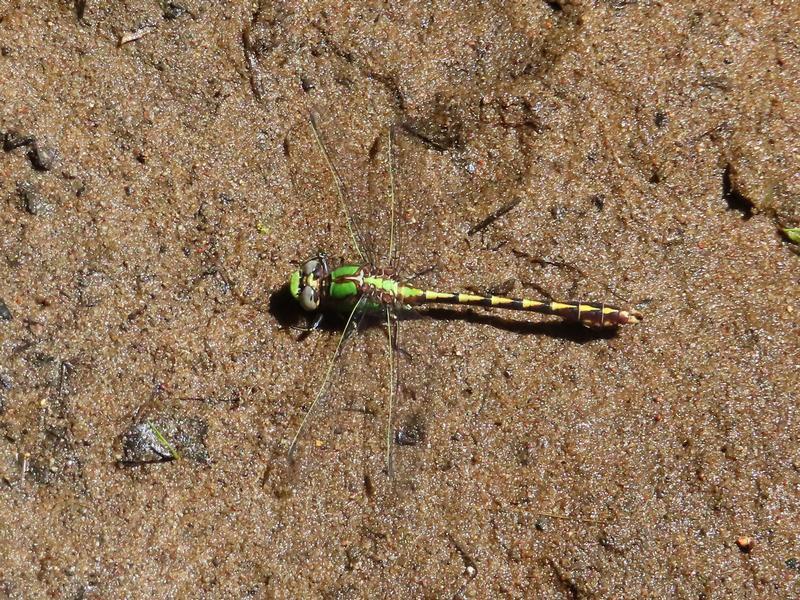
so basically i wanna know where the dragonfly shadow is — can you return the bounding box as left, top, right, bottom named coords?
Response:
left=416, top=307, right=621, bottom=343
left=269, top=285, right=303, bottom=327
left=268, top=285, right=371, bottom=335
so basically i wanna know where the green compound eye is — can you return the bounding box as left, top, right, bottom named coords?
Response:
left=289, top=270, right=301, bottom=300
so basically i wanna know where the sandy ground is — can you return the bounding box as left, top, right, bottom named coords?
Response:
left=1, top=0, right=798, bottom=598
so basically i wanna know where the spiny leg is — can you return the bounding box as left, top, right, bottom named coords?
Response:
left=406, top=265, right=436, bottom=283
left=288, top=312, right=324, bottom=333
left=309, top=113, right=372, bottom=264
left=288, top=296, right=367, bottom=463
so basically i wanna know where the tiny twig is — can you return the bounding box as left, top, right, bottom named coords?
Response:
left=468, top=198, right=522, bottom=236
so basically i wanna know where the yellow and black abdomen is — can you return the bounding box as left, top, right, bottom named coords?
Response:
left=400, top=286, right=641, bottom=329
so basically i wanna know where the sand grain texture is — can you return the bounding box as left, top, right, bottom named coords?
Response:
left=1, top=1, right=798, bottom=598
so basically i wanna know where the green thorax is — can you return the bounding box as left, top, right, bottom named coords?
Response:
left=326, top=264, right=423, bottom=311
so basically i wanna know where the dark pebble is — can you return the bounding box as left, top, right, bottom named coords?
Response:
left=28, top=142, right=58, bottom=171
left=649, top=168, right=664, bottom=184
left=592, top=194, right=606, bottom=211
left=121, top=416, right=209, bottom=464
left=395, top=419, right=425, bottom=446
left=0, top=372, right=8, bottom=415
left=0, top=299, right=11, bottom=320
left=27, top=460, right=57, bottom=485
left=162, top=2, right=186, bottom=19
left=16, top=181, right=50, bottom=215
left=551, top=204, right=567, bottom=221
left=122, top=422, right=173, bottom=463
left=3, top=129, right=34, bottom=151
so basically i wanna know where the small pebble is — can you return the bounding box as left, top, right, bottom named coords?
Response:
left=3, top=129, right=34, bottom=151
left=395, top=422, right=424, bottom=446
left=0, top=299, right=11, bottom=320
left=162, top=2, right=186, bottom=19
left=16, top=181, right=49, bottom=215
left=121, top=416, right=209, bottom=464
left=592, top=194, right=606, bottom=210
left=736, top=536, right=755, bottom=553
left=534, top=518, right=550, bottom=532
left=28, top=142, right=58, bottom=171
left=0, top=373, right=8, bottom=415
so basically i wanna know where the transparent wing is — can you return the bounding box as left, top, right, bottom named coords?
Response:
left=387, top=125, right=403, bottom=271
left=299, top=111, right=400, bottom=269
left=285, top=114, right=407, bottom=473
left=308, top=112, right=373, bottom=264
left=287, top=296, right=368, bottom=462
left=384, top=305, right=400, bottom=477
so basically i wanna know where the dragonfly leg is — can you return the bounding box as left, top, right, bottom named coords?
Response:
left=288, top=312, right=324, bottom=332
left=404, top=265, right=436, bottom=283
left=383, top=317, right=413, bottom=362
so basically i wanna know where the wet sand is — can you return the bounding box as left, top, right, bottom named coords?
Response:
left=1, top=1, right=798, bottom=597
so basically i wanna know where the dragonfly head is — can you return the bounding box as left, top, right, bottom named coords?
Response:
left=289, top=255, right=330, bottom=311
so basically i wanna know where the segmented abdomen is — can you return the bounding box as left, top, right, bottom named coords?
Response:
left=404, top=288, right=641, bottom=329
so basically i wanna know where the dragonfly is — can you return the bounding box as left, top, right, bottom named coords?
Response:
left=286, top=115, right=642, bottom=475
